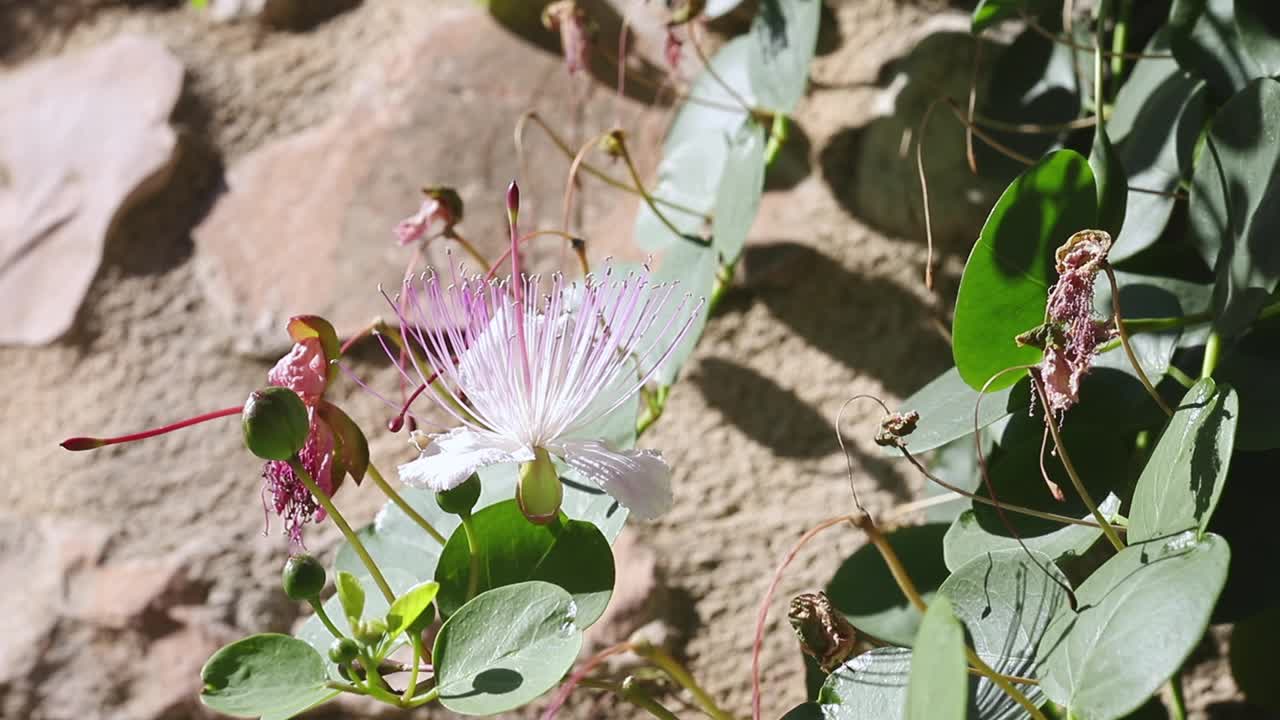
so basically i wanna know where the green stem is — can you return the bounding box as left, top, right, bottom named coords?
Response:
left=325, top=680, right=368, bottom=695
left=308, top=599, right=345, bottom=640
left=368, top=463, right=447, bottom=545
left=636, top=385, right=669, bottom=438
left=1201, top=331, right=1222, bottom=378
left=1029, top=382, right=1126, bottom=552
left=403, top=686, right=440, bottom=708
left=1169, top=671, right=1188, bottom=720
left=967, top=649, right=1050, bottom=720
left=618, top=678, right=682, bottom=720
left=401, top=635, right=423, bottom=703
left=1094, top=0, right=1107, bottom=121
left=1104, top=265, right=1173, bottom=417
left=1110, top=0, right=1132, bottom=79
left=1166, top=364, right=1197, bottom=389
left=764, top=114, right=790, bottom=167
left=290, top=458, right=395, bottom=603
left=634, top=643, right=733, bottom=720
left=460, top=512, right=483, bottom=601
left=615, top=134, right=710, bottom=247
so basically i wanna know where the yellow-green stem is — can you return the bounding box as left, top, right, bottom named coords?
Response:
left=619, top=678, right=682, bottom=720
left=634, top=643, right=733, bottom=720
left=1104, top=265, right=1174, bottom=417
left=967, top=648, right=1050, bottom=720
left=368, top=463, right=446, bottom=545
left=615, top=136, right=708, bottom=247
left=460, top=512, right=483, bottom=601
left=1201, top=331, right=1222, bottom=378
left=290, top=458, right=395, bottom=602
left=443, top=228, right=492, bottom=273
left=401, top=635, right=423, bottom=703
left=308, top=599, right=345, bottom=640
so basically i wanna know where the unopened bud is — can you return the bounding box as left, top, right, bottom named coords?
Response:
left=599, top=130, right=624, bottom=158
left=281, top=554, right=327, bottom=601
left=354, top=618, right=388, bottom=646
left=516, top=447, right=562, bottom=525
left=436, top=473, right=482, bottom=516
left=242, top=386, right=310, bottom=461
left=328, top=637, right=359, bottom=665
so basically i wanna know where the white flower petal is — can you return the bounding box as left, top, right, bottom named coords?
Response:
left=548, top=439, right=673, bottom=520
left=398, top=428, right=532, bottom=492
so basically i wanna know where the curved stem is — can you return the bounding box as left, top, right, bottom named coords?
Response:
left=619, top=680, right=682, bottom=720
left=401, top=635, right=423, bottom=703
left=443, top=228, right=492, bottom=273
left=966, top=648, right=1050, bottom=720
left=290, top=458, right=395, bottom=602
left=764, top=114, right=789, bottom=167
left=897, top=447, right=1106, bottom=528
left=687, top=21, right=755, bottom=114
left=309, top=598, right=345, bottom=640
left=514, top=111, right=708, bottom=218
left=60, top=405, right=241, bottom=451
left=460, top=512, right=483, bottom=601
left=1028, top=380, right=1126, bottom=551
left=367, top=463, right=447, bottom=545
left=615, top=133, right=709, bottom=246
left=485, top=230, right=590, bottom=282
left=1104, top=265, right=1174, bottom=417
left=1020, top=10, right=1171, bottom=59
left=634, top=643, right=733, bottom=720
left=403, top=686, right=440, bottom=708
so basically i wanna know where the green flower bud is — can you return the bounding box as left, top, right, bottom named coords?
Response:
left=242, top=386, right=310, bottom=461
left=354, top=618, right=388, bottom=646
left=516, top=447, right=562, bottom=525
left=328, top=637, right=359, bottom=665
left=281, top=554, right=326, bottom=601
left=435, top=473, right=482, bottom=516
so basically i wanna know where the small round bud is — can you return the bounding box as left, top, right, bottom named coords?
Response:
left=517, top=448, right=562, bottom=525
left=328, top=637, right=360, bottom=665
left=354, top=618, right=388, bottom=646
left=242, top=386, right=310, bottom=461
left=281, top=554, right=326, bottom=601
left=435, top=474, right=482, bottom=516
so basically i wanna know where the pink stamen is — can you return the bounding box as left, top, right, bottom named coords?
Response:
left=60, top=406, right=242, bottom=451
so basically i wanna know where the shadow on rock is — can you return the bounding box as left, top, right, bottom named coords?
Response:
left=728, top=241, right=952, bottom=398
left=693, top=356, right=839, bottom=458
left=818, top=21, right=1012, bottom=261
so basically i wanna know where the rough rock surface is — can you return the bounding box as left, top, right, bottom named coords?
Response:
left=0, top=34, right=181, bottom=345
left=192, top=7, right=657, bottom=355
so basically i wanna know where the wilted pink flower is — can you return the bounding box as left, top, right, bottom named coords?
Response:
left=262, top=418, right=336, bottom=547
left=388, top=264, right=701, bottom=520
left=268, top=337, right=328, bottom=404
left=395, top=194, right=456, bottom=246
left=542, top=1, right=591, bottom=76
left=1033, top=230, right=1115, bottom=416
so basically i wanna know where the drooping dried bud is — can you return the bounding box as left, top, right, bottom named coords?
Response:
left=394, top=187, right=463, bottom=247
left=789, top=592, right=859, bottom=673
left=541, top=1, right=592, bottom=75
left=874, top=410, right=921, bottom=448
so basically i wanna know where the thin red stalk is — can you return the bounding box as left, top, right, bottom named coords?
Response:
left=542, top=642, right=634, bottom=720
left=752, top=515, right=852, bottom=720
left=61, top=405, right=242, bottom=451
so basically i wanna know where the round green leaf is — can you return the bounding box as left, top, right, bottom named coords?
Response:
left=881, top=367, right=1029, bottom=456
left=953, top=150, right=1098, bottom=391
left=1170, top=0, right=1262, bottom=99
left=1037, top=533, right=1231, bottom=719
left=433, top=500, right=614, bottom=626
left=433, top=581, right=584, bottom=716
left=1108, top=30, right=1205, bottom=261
left=748, top=0, right=821, bottom=113
left=826, top=524, right=950, bottom=646
left=200, top=634, right=338, bottom=720
left=819, top=648, right=912, bottom=720
left=907, top=597, right=967, bottom=720
left=944, top=494, right=1119, bottom=573
left=1189, top=78, right=1280, bottom=339
left=1129, top=378, right=1238, bottom=543
left=1236, top=0, right=1280, bottom=77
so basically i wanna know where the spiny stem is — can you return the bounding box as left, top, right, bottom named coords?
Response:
left=289, top=458, right=395, bottom=602
left=60, top=405, right=241, bottom=451
left=634, top=642, right=733, bottom=720
left=1029, top=378, right=1126, bottom=552
left=1103, top=265, right=1174, bottom=417
left=368, top=463, right=446, bottom=545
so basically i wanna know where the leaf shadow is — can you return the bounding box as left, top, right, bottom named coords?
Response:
left=691, top=356, right=838, bottom=458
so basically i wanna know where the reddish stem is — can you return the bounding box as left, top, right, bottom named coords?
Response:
left=60, top=405, right=242, bottom=451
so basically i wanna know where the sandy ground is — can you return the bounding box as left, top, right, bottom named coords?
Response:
left=0, top=1, right=1243, bottom=718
